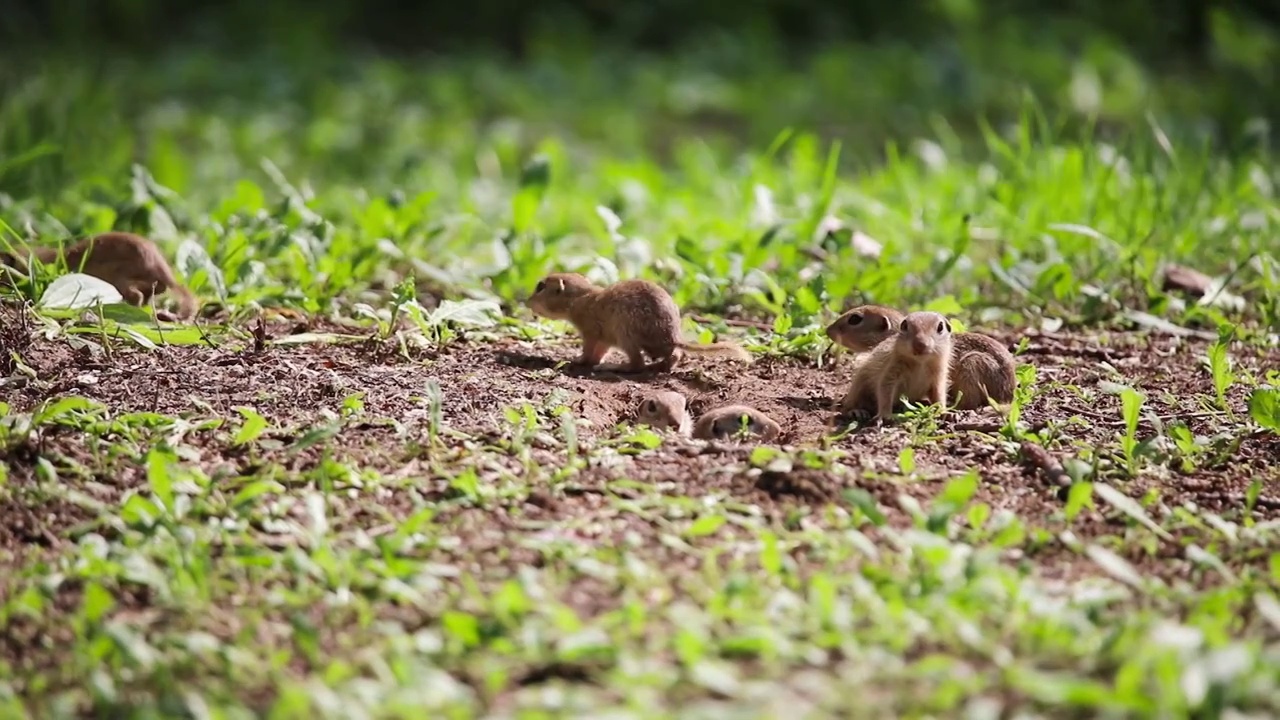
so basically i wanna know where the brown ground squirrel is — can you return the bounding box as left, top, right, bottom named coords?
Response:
left=1, top=232, right=199, bottom=320
left=636, top=390, right=693, bottom=435
left=527, top=272, right=751, bottom=372
left=635, top=391, right=781, bottom=441
left=693, top=404, right=782, bottom=442
left=827, top=304, right=1015, bottom=410
left=838, top=310, right=954, bottom=421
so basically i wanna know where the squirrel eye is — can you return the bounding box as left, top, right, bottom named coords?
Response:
left=937, top=320, right=947, bottom=334
left=644, top=400, right=656, bottom=413
left=846, top=313, right=863, bottom=326
left=534, top=280, right=546, bottom=293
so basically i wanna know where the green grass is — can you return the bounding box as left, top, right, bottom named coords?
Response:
left=2, top=30, right=1280, bottom=719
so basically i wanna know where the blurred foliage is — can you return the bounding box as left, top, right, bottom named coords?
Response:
left=1, top=1, right=1277, bottom=160
left=4, top=0, right=1280, bottom=66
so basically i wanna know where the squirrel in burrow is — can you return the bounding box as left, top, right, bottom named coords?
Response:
left=635, top=390, right=782, bottom=442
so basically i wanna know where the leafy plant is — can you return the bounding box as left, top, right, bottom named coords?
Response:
left=1117, top=386, right=1147, bottom=476
left=1249, top=387, right=1280, bottom=434
left=1205, top=327, right=1237, bottom=412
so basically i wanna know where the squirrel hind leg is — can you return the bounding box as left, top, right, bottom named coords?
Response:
left=617, top=342, right=652, bottom=373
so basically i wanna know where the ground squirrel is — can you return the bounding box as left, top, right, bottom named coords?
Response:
left=693, top=404, right=782, bottom=442
left=827, top=304, right=1015, bottom=410
left=838, top=310, right=953, bottom=421
left=636, top=390, right=693, bottom=435
left=1, top=232, right=199, bottom=320
left=527, top=272, right=751, bottom=372
left=634, top=391, right=782, bottom=441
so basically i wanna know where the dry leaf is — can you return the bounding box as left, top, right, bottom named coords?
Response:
left=851, top=230, right=882, bottom=259
left=1161, top=264, right=1213, bottom=296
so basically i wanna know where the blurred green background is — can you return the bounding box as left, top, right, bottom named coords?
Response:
left=1, top=0, right=1277, bottom=328
left=3, top=0, right=1278, bottom=200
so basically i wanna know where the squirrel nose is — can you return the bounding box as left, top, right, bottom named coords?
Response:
left=912, top=339, right=928, bottom=355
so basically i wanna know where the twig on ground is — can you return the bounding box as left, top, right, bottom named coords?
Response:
left=1020, top=441, right=1072, bottom=489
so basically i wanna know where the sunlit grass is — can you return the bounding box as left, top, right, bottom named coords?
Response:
left=1, top=33, right=1279, bottom=720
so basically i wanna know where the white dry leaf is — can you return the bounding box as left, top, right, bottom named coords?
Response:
left=1084, top=544, right=1146, bottom=589
left=596, top=204, right=623, bottom=236
left=813, top=214, right=844, bottom=240
left=752, top=184, right=778, bottom=226
left=38, top=273, right=123, bottom=310
left=176, top=238, right=227, bottom=300
left=425, top=299, right=502, bottom=329
left=851, top=230, right=883, bottom=259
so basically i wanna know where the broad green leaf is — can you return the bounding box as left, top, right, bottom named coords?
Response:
left=146, top=448, right=175, bottom=511
left=232, top=479, right=285, bottom=508
left=117, top=325, right=160, bottom=349
left=233, top=408, right=270, bottom=445
left=97, top=303, right=159, bottom=324
left=1094, top=483, right=1173, bottom=540
left=1064, top=482, right=1094, bottom=521
left=897, top=447, right=916, bottom=474
left=1118, top=387, right=1144, bottom=439
left=81, top=582, right=116, bottom=623
left=119, top=493, right=162, bottom=527
left=288, top=422, right=341, bottom=455
left=441, top=611, right=480, bottom=647
left=843, top=489, right=887, bottom=526
left=1248, top=387, right=1280, bottom=432
left=759, top=531, right=782, bottom=575
left=685, top=515, right=726, bottom=538
left=32, top=396, right=98, bottom=426
left=937, top=470, right=980, bottom=507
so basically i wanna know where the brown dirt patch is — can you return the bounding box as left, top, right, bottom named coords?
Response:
left=3, top=304, right=1280, bottom=708
left=1, top=307, right=1278, bottom=577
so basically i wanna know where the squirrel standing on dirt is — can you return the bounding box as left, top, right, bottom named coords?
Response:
left=837, top=310, right=954, bottom=422
left=827, top=304, right=1015, bottom=411
left=526, top=272, right=751, bottom=372
left=635, top=390, right=782, bottom=442
left=1, top=231, right=199, bottom=320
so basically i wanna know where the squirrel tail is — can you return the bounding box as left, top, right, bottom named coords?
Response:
left=678, top=341, right=752, bottom=363
left=169, top=284, right=200, bottom=320
left=153, top=259, right=200, bottom=320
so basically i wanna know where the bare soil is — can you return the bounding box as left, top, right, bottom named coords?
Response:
left=3, top=305, right=1280, bottom=709
left=2, top=308, right=1278, bottom=582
